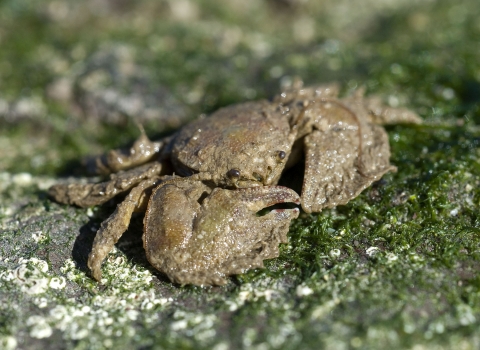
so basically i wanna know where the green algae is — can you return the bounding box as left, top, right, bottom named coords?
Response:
left=1, top=0, right=480, bottom=349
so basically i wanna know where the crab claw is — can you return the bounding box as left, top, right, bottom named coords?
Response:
left=143, top=181, right=300, bottom=286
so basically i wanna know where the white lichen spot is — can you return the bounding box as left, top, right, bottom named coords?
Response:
left=61, top=259, right=86, bottom=283
left=449, top=207, right=459, bottom=216
left=366, top=246, right=380, bottom=257
left=31, top=230, right=48, bottom=243
left=47, top=300, right=141, bottom=341
left=432, top=321, right=445, bottom=334
left=400, top=243, right=411, bottom=251
left=255, top=289, right=276, bottom=302
left=225, top=300, right=240, bottom=312
left=296, top=284, right=314, bottom=297
left=267, top=323, right=296, bottom=348
left=71, top=328, right=89, bottom=340
left=60, top=259, right=76, bottom=273
left=441, top=87, right=455, bottom=100
left=0, top=336, right=17, bottom=350
left=1, top=257, right=70, bottom=296
left=227, top=281, right=288, bottom=311
left=11, top=172, right=32, bottom=186
left=2, top=258, right=50, bottom=294
left=103, top=339, right=113, bottom=348
left=170, top=310, right=218, bottom=342
left=141, top=297, right=171, bottom=310
left=168, top=0, right=199, bottom=21
left=27, top=315, right=53, bottom=339
left=101, top=254, right=154, bottom=287
left=171, top=319, right=188, bottom=331
left=36, top=177, right=57, bottom=191
left=403, top=322, right=416, bottom=334
left=49, top=276, right=66, bottom=289
left=126, top=310, right=139, bottom=321
left=29, top=258, right=48, bottom=272
left=388, top=95, right=400, bottom=107
left=408, top=252, right=424, bottom=264
left=310, top=299, right=340, bottom=320
left=386, top=253, right=398, bottom=264
left=81, top=305, right=91, bottom=314
left=329, top=248, right=341, bottom=258
left=29, top=255, right=164, bottom=342
left=33, top=297, right=49, bottom=308
left=212, top=342, right=229, bottom=350
left=141, top=300, right=154, bottom=310
left=1, top=206, right=13, bottom=217
left=0, top=172, right=10, bottom=187
left=242, top=328, right=257, bottom=347
left=457, top=304, right=476, bottom=325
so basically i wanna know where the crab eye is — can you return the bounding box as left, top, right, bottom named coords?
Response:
left=227, top=168, right=241, bottom=178
left=277, top=150, right=286, bottom=160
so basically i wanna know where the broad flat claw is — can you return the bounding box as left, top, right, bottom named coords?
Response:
left=144, top=181, right=300, bottom=286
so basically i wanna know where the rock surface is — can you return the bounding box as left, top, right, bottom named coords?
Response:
left=1, top=0, right=480, bottom=349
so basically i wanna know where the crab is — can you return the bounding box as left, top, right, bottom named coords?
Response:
left=49, top=82, right=421, bottom=286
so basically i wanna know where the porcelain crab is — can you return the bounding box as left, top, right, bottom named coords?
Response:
left=49, top=83, right=420, bottom=285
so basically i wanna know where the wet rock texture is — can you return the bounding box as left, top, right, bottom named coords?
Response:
left=1, top=0, right=480, bottom=349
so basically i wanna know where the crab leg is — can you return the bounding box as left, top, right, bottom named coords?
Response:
left=274, top=83, right=341, bottom=134
left=301, top=101, right=396, bottom=213
left=143, top=180, right=300, bottom=286
left=365, top=97, right=422, bottom=125
left=87, top=176, right=163, bottom=281
left=89, top=128, right=169, bottom=175
left=49, top=163, right=163, bottom=207
left=274, top=83, right=340, bottom=105
left=342, top=88, right=422, bottom=125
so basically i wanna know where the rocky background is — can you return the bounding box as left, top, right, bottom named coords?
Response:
left=1, top=0, right=480, bottom=349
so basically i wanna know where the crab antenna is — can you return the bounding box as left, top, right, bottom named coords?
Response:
left=134, top=120, right=147, bottom=136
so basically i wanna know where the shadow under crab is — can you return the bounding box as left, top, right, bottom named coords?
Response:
left=49, top=82, right=421, bottom=286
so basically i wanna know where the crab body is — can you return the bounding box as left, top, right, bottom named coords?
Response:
left=49, top=83, right=421, bottom=286
left=170, top=100, right=295, bottom=187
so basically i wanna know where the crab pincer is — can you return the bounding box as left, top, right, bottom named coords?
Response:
left=143, top=181, right=300, bottom=286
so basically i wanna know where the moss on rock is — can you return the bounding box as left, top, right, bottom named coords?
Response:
left=1, top=0, right=480, bottom=349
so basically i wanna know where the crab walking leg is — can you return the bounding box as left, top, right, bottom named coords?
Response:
left=88, top=177, right=162, bottom=281
left=144, top=180, right=300, bottom=286
left=48, top=163, right=163, bottom=208
left=90, top=129, right=168, bottom=175
left=302, top=104, right=396, bottom=213
left=273, top=83, right=341, bottom=134
left=274, top=82, right=340, bottom=105
left=342, top=88, right=422, bottom=126
left=364, top=96, right=422, bottom=125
